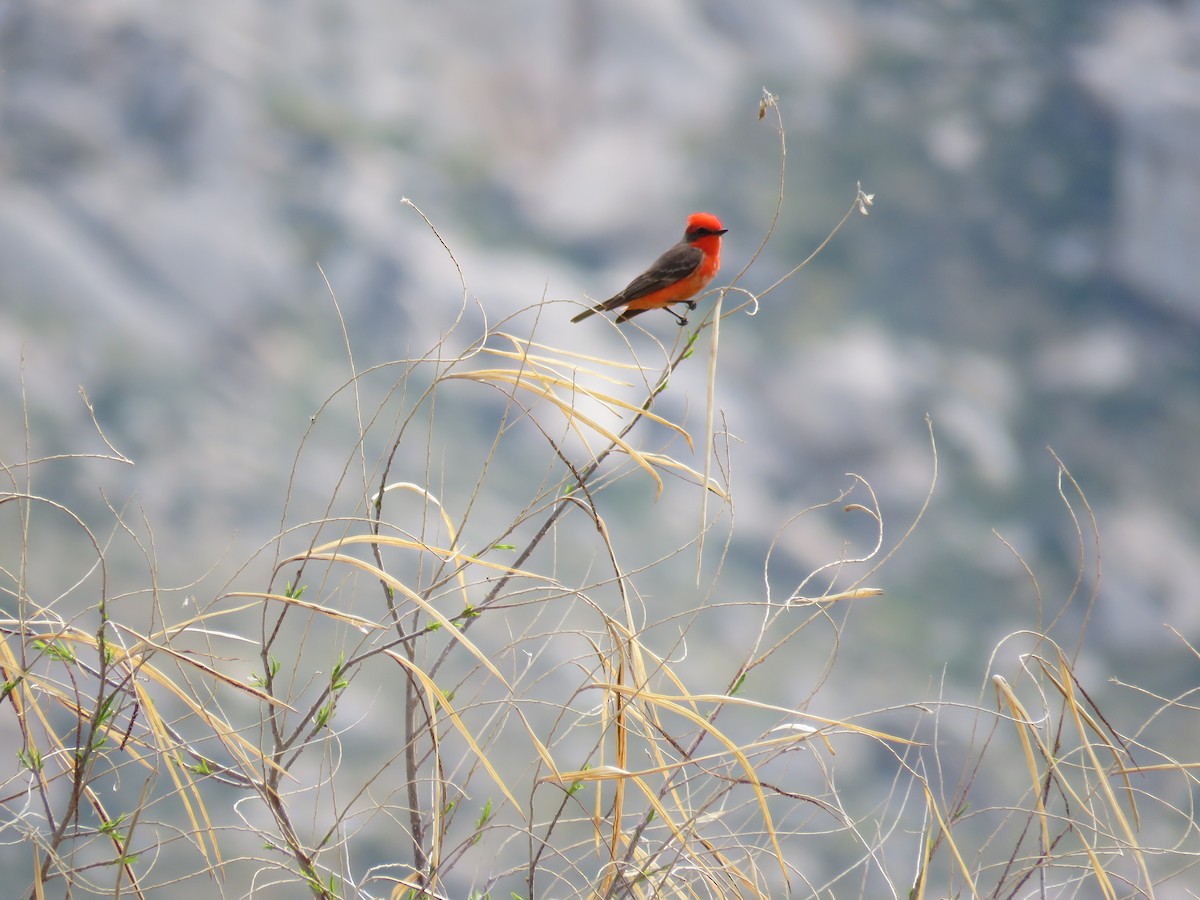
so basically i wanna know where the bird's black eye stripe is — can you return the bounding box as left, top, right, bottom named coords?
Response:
left=689, top=227, right=726, bottom=238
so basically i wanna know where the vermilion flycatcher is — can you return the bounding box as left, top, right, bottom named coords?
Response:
left=570, top=212, right=727, bottom=325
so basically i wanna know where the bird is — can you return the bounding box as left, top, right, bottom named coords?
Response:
left=570, top=212, right=727, bottom=326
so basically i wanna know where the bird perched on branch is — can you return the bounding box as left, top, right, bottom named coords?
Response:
left=570, top=212, right=727, bottom=326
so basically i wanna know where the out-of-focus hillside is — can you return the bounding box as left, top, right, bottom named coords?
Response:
left=2, top=0, right=1198, bottom=746
left=7, top=2, right=1200, bottom=895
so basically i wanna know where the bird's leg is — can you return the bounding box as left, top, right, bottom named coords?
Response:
left=666, top=306, right=690, bottom=326
left=667, top=299, right=698, bottom=326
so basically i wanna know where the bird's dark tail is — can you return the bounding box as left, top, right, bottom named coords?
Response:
left=613, top=307, right=650, bottom=323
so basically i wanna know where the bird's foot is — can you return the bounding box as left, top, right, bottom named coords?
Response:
left=667, top=300, right=698, bottom=326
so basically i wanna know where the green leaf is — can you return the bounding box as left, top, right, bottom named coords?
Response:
left=33, top=639, right=76, bottom=664
left=314, top=702, right=334, bottom=728
left=17, top=748, right=43, bottom=773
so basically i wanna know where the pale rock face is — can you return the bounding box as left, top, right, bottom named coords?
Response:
left=1077, top=4, right=1200, bottom=318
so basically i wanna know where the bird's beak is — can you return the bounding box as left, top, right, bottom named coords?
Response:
left=716, top=228, right=729, bottom=236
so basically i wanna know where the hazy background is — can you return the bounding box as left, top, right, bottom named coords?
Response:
left=3, top=0, right=1200, bottom=892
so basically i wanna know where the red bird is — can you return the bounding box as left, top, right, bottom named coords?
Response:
left=570, top=212, right=727, bottom=325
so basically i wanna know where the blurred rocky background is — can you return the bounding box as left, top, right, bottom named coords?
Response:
left=2, top=0, right=1200, bottom=889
